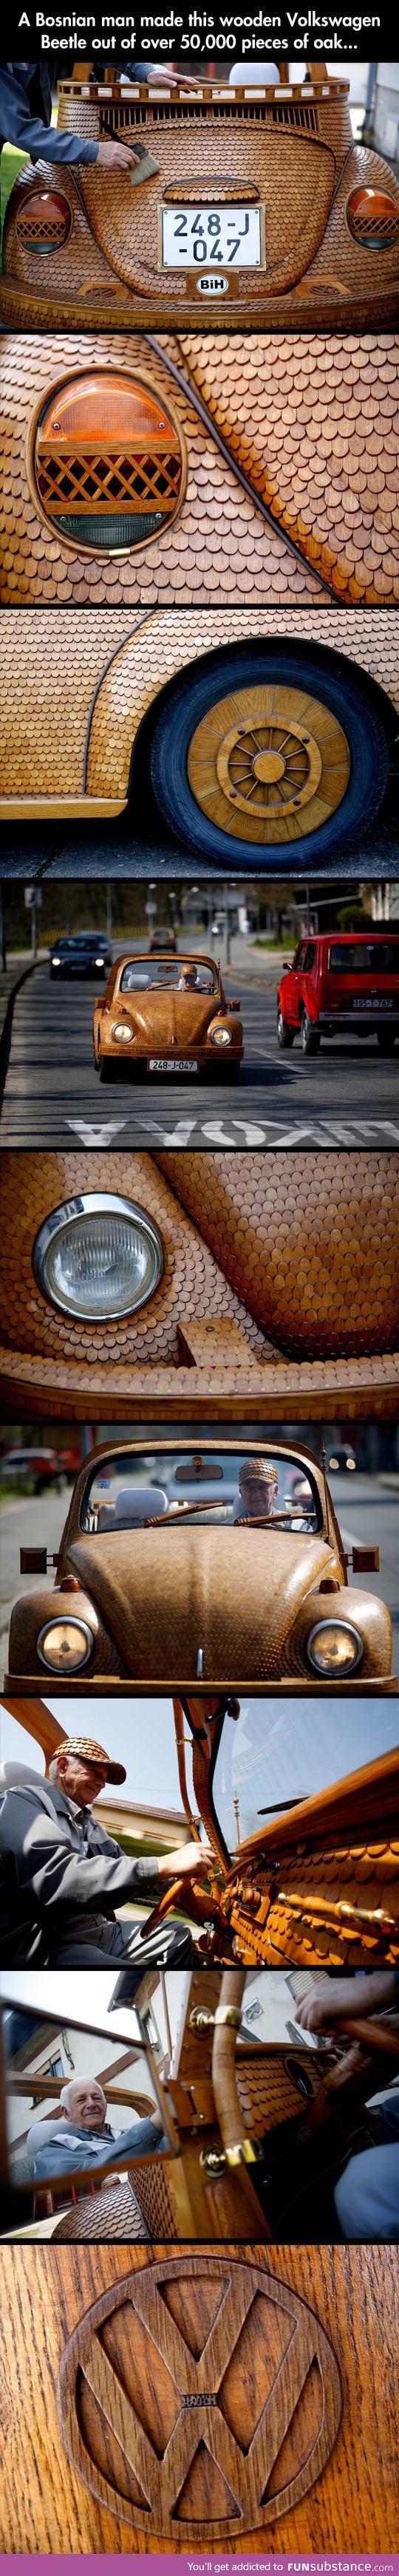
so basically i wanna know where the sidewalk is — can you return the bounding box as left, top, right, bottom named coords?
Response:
left=0, top=948, right=44, bottom=1048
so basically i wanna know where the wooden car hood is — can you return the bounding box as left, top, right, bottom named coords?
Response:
left=115, top=989, right=221, bottom=1044
left=68, top=1527, right=333, bottom=1681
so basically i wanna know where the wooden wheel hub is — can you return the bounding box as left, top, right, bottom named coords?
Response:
left=188, top=683, right=351, bottom=843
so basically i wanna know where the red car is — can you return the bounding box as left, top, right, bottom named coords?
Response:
left=277, top=931, right=399, bottom=1056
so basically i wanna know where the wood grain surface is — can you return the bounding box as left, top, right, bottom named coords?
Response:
left=0, top=2241, right=397, bottom=2553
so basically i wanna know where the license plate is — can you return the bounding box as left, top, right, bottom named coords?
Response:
left=352, top=998, right=393, bottom=1011
left=160, top=205, right=264, bottom=270
left=149, top=1058, right=198, bottom=1072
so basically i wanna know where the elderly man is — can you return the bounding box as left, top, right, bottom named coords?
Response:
left=0, top=1735, right=211, bottom=1967
left=296, top=1971, right=399, bottom=2242
left=232, top=1460, right=279, bottom=1522
left=26, top=2074, right=168, bottom=2183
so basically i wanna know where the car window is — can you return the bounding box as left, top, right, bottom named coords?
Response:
left=293, top=943, right=307, bottom=970
left=81, top=1451, right=321, bottom=1534
left=211, top=1695, right=399, bottom=1859
left=119, top=961, right=218, bottom=993
left=328, top=941, right=399, bottom=975
left=302, top=942, right=316, bottom=971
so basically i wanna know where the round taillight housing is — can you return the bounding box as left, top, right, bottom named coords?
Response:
left=33, top=370, right=184, bottom=553
left=16, top=188, right=72, bottom=250
left=347, top=186, right=399, bottom=250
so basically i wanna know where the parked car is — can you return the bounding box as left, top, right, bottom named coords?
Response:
left=7, top=1436, right=393, bottom=1690
left=50, top=932, right=112, bottom=979
left=0, top=1447, right=66, bottom=1492
left=93, top=952, right=243, bottom=1082
left=277, top=931, right=399, bottom=1055
left=3, top=68, right=399, bottom=331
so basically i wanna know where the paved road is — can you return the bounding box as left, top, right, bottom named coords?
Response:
left=1, top=1475, right=397, bottom=1689
left=0, top=956, right=398, bottom=1147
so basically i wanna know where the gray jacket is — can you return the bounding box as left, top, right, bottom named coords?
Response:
left=0, top=1767, right=160, bottom=1964
left=25, top=2111, right=168, bottom=2180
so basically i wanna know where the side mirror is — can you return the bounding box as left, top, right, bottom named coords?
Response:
left=352, top=1544, right=380, bottom=1574
left=228, top=1000, right=240, bottom=1012
left=20, top=1548, right=48, bottom=1574
left=282, top=961, right=290, bottom=972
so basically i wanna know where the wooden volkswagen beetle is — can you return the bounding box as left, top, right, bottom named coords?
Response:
left=93, top=952, right=243, bottom=1082
left=2, top=66, right=399, bottom=332
left=7, top=1435, right=394, bottom=1691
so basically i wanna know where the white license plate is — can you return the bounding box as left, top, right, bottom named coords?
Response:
left=149, top=1058, right=198, bottom=1071
left=353, top=999, right=393, bottom=1011
left=161, top=205, right=263, bottom=270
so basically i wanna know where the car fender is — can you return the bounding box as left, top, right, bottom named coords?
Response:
left=279, top=1583, right=392, bottom=1681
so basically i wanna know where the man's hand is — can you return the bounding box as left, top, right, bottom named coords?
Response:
left=97, top=139, right=140, bottom=168
left=159, top=1839, right=212, bottom=1882
left=295, top=1971, right=396, bottom=2034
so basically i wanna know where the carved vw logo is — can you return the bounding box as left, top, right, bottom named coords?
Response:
left=58, top=2255, right=341, bottom=2538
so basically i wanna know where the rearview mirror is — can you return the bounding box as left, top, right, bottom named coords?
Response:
left=20, top=1548, right=49, bottom=1574
left=352, top=1545, right=380, bottom=1574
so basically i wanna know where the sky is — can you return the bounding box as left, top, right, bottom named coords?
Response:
left=0, top=1967, right=143, bottom=2041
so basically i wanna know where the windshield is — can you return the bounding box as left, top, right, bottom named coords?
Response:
left=119, top=961, right=218, bottom=993
left=81, top=1449, right=321, bottom=1534
left=211, top=1695, right=399, bottom=1858
left=328, top=941, right=399, bottom=976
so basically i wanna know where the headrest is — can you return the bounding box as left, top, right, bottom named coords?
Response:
left=114, top=1486, right=168, bottom=1522
left=26, top=2117, right=69, bottom=2162
left=0, top=1761, right=46, bottom=1790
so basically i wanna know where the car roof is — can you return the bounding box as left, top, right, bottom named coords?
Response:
left=113, top=951, right=219, bottom=970
left=303, top=930, right=399, bottom=948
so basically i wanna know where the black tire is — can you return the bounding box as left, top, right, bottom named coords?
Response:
left=149, top=638, right=391, bottom=871
left=301, top=1010, right=320, bottom=1056
left=376, top=1028, right=396, bottom=1055
left=99, top=1057, right=115, bottom=1084
left=277, top=1006, right=295, bottom=1050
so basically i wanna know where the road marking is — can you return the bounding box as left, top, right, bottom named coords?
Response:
left=67, top=1119, right=129, bottom=1144
left=69, top=1114, right=399, bottom=1148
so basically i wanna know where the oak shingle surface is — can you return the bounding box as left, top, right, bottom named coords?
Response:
left=1, top=333, right=399, bottom=605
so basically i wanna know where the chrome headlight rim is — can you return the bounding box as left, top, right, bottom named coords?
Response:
left=112, top=1021, right=134, bottom=1042
left=33, top=1192, right=164, bottom=1322
left=37, top=1614, right=95, bottom=1673
left=307, top=1617, right=364, bottom=1676
left=211, top=1025, right=232, bottom=1048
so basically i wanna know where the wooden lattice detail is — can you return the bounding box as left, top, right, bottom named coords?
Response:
left=347, top=189, right=399, bottom=247
left=35, top=446, right=182, bottom=517
left=16, top=194, right=71, bottom=247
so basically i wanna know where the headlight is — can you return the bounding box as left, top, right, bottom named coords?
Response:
left=95, top=955, right=106, bottom=968
left=307, top=1620, right=364, bottom=1676
left=211, top=1027, right=232, bottom=1047
left=112, top=1022, right=133, bottom=1042
left=33, top=1192, right=164, bottom=1321
left=52, top=955, right=61, bottom=966
left=38, top=1616, right=93, bottom=1673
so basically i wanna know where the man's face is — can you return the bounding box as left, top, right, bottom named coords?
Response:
left=239, top=1474, right=278, bottom=1519
left=181, top=966, right=197, bottom=987
left=66, top=2083, right=106, bottom=2131
left=57, top=1755, right=108, bottom=1806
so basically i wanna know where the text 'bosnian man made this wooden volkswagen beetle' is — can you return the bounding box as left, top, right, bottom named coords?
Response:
left=93, top=953, right=243, bottom=1083
left=2, top=66, right=399, bottom=332
left=7, top=1438, right=394, bottom=1692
